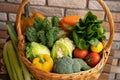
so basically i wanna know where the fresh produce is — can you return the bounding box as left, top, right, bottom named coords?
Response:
left=74, top=48, right=88, bottom=59
left=32, top=54, right=53, bottom=72
left=90, top=41, right=103, bottom=53
left=25, top=27, right=39, bottom=42
left=21, top=12, right=45, bottom=33
left=74, top=58, right=91, bottom=71
left=25, top=42, right=50, bottom=61
left=85, top=52, right=101, bottom=67
left=3, top=41, right=24, bottom=80
left=3, top=41, right=15, bottom=80
left=71, top=11, right=106, bottom=50
left=53, top=56, right=82, bottom=74
left=52, top=16, right=60, bottom=27
left=25, top=16, right=59, bottom=48
left=60, top=15, right=80, bottom=32
left=6, top=22, right=31, bottom=80
left=51, top=37, right=75, bottom=60
left=4, top=10, right=106, bottom=77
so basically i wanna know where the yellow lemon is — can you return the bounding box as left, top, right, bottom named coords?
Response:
left=90, top=42, right=103, bottom=53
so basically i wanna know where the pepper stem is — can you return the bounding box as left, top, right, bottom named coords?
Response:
left=24, top=2, right=31, bottom=18
left=38, top=55, right=45, bottom=64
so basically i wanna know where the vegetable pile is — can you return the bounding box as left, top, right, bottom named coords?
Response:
left=4, top=11, right=106, bottom=79
left=24, top=11, right=106, bottom=74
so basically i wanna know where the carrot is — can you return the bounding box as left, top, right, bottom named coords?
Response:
left=60, top=15, right=80, bottom=33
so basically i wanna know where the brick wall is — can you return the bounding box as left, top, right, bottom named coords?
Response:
left=0, top=0, right=120, bottom=80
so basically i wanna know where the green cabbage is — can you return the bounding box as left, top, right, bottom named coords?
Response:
left=51, top=37, right=75, bottom=60
left=25, top=42, right=50, bottom=61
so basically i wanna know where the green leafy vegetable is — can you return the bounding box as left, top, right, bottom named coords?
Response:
left=25, top=42, right=50, bottom=61
left=37, top=30, right=46, bottom=45
left=25, top=27, right=38, bottom=42
left=71, top=11, right=106, bottom=50
left=33, top=17, right=43, bottom=31
left=25, top=16, right=60, bottom=48
left=52, top=16, right=60, bottom=27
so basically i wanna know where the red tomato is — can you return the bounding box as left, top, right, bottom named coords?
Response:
left=74, top=48, right=89, bottom=59
left=85, top=52, right=101, bottom=67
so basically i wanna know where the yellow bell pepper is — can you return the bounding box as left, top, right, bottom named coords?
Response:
left=32, top=54, right=53, bottom=72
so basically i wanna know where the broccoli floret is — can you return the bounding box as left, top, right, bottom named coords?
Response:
left=53, top=56, right=81, bottom=74
left=72, top=59, right=82, bottom=73
left=25, top=16, right=59, bottom=49
left=33, top=17, right=43, bottom=31
left=25, top=27, right=38, bottom=42
left=46, top=27, right=58, bottom=48
left=42, top=18, right=52, bottom=29
left=51, top=16, right=59, bottom=27
left=37, top=30, right=46, bottom=45
left=74, top=58, right=91, bottom=71
left=46, top=27, right=55, bottom=48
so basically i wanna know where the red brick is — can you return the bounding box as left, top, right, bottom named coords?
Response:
left=0, top=31, right=9, bottom=39
left=29, top=0, right=45, bottom=5
left=7, top=0, right=22, bottom=3
left=109, top=49, right=115, bottom=56
left=66, top=9, right=105, bottom=20
left=89, top=1, right=120, bottom=12
left=110, top=66, right=120, bottom=73
left=116, top=73, right=120, bottom=80
left=115, top=23, right=120, bottom=32
left=118, top=60, right=120, bottom=66
left=0, top=22, right=7, bottom=30
left=106, top=56, right=113, bottom=64
left=30, top=6, right=64, bottom=17
left=48, top=0, right=87, bottom=9
left=106, top=12, right=120, bottom=23
left=0, top=39, right=6, bottom=49
left=105, top=1, right=120, bottom=12
left=89, top=0, right=103, bottom=10
left=103, top=22, right=110, bottom=32
left=112, top=59, right=118, bottom=66
left=0, top=43, right=5, bottom=49
left=98, top=73, right=109, bottom=80
left=103, top=22, right=120, bottom=32
left=103, top=64, right=111, bottom=73
left=0, top=3, right=19, bottom=13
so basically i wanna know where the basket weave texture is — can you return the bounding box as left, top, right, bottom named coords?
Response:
left=16, top=0, right=114, bottom=80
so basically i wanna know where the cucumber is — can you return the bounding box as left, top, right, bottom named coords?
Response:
left=3, top=42, right=15, bottom=80
left=7, top=41, right=24, bottom=80
left=6, top=22, right=31, bottom=80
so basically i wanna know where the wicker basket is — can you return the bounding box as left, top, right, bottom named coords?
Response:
left=16, top=0, right=114, bottom=80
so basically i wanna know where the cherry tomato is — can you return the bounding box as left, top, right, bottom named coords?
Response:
left=85, top=52, right=101, bottom=67
left=74, top=48, right=89, bottom=59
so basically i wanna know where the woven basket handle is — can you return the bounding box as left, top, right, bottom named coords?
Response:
left=97, top=0, right=114, bottom=51
left=16, top=0, right=28, bottom=52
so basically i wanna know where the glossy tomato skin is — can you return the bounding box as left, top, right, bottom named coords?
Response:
left=85, top=52, right=101, bottom=67
left=74, top=48, right=89, bottom=59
